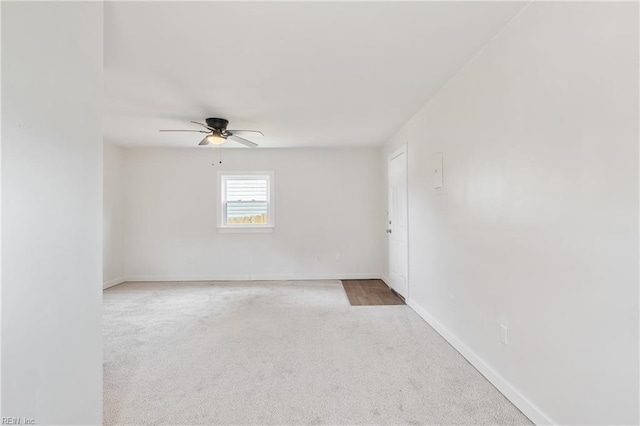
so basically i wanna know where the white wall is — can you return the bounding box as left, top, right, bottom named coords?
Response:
left=122, top=147, right=384, bottom=281
left=1, top=3, right=103, bottom=424
left=104, top=143, right=126, bottom=288
left=383, top=2, right=638, bottom=425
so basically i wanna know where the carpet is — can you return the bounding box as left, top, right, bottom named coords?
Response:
left=103, top=280, right=531, bottom=425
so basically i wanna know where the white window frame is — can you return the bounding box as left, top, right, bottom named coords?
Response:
left=216, top=171, right=275, bottom=233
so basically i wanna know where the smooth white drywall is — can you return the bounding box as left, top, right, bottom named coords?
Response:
left=123, top=147, right=384, bottom=281
left=0, top=1, right=4, bottom=413
left=1, top=2, right=103, bottom=424
left=383, top=2, right=638, bottom=424
left=104, top=143, right=126, bottom=288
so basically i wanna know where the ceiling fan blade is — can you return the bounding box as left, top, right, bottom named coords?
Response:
left=228, top=135, right=258, bottom=148
left=190, top=121, right=216, bottom=131
left=198, top=136, right=211, bottom=146
left=159, top=129, right=209, bottom=133
left=227, top=130, right=264, bottom=137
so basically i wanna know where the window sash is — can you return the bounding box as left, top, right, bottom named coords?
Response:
left=224, top=201, right=269, bottom=225
left=225, top=178, right=269, bottom=202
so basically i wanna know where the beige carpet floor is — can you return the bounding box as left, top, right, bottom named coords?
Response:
left=103, top=280, right=531, bottom=425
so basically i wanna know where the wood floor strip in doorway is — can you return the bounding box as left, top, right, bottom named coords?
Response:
left=341, top=279, right=405, bottom=306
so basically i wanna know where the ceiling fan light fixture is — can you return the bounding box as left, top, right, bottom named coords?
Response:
left=162, top=118, right=260, bottom=148
left=206, top=134, right=226, bottom=145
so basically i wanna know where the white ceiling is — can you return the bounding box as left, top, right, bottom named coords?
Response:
left=104, top=1, right=526, bottom=148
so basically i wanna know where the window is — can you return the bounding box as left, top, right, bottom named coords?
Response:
left=217, top=171, right=274, bottom=232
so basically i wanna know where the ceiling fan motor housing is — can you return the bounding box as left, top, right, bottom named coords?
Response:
left=206, top=118, right=229, bottom=131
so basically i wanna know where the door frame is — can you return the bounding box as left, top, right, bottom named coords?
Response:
left=386, top=144, right=409, bottom=300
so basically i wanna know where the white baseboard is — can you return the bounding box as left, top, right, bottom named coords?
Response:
left=406, top=298, right=554, bottom=426
left=103, top=277, right=126, bottom=289
left=122, top=272, right=381, bottom=283
left=380, top=274, right=391, bottom=286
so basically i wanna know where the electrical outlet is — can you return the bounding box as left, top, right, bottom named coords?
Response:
left=499, top=324, right=508, bottom=345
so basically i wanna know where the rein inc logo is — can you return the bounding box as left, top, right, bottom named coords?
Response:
left=2, top=418, right=35, bottom=425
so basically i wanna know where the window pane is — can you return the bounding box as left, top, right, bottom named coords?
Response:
left=226, top=201, right=268, bottom=225
left=226, top=178, right=268, bottom=202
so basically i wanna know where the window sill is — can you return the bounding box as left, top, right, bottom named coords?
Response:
left=217, top=226, right=274, bottom=234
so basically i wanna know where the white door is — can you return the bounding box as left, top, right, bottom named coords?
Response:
left=387, top=146, right=408, bottom=298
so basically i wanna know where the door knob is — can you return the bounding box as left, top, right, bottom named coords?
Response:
left=386, top=229, right=392, bottom=234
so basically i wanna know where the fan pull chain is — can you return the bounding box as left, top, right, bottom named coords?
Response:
left=211, top=145, right=223, bottom=166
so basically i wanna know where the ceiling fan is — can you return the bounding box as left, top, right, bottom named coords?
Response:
left=160, top=118, right=262, bottom=148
